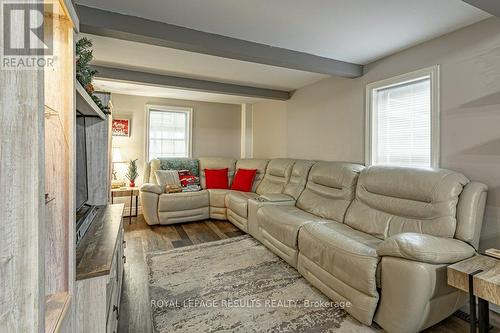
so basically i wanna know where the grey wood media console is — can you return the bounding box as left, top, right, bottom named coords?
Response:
left=75, top=204, right=125, bottom=333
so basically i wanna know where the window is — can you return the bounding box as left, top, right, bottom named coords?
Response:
left=146, top=105, right=192, bottom=161
left=366, top=66, right=439, bottom=168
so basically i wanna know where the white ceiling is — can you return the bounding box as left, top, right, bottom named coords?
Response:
left=76, top=0, right=489, bottom=64
left=93, top=79, right=269, bottom=105
left=79, top=0, right=490, bottom=103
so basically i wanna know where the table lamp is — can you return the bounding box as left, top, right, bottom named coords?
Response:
left=111, top=147, right=126, bottom=188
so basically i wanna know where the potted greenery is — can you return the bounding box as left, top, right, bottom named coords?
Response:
left=125, top=159, right=139, bottom=187
left=76, top=37, right=110, bottom=114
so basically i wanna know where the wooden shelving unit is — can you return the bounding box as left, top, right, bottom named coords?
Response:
left=45, top=293, right=71, bottom=333
left=43, top=1, right=78, bottom=332
left=76, top=81, right=106, bottom=119
left=1, top=0, right=79, bottom=331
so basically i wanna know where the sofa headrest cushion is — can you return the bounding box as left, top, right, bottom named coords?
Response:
left=308, top=161, right=365, bottom=199
left=344, top=165, right=470, bottom=240
left=296, top=162, right=364, bottom=222
left=283, top=160, right=316, bottom=200
left=266, top=159, right=294, bottom=177
left=361, top=166, right=468, bottom=203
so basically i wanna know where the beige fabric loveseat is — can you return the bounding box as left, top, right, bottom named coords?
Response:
left=140, top=157, right=487, bottom=333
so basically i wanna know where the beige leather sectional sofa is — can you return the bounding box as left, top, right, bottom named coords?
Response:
left=140, top=157, right=488, bottom=333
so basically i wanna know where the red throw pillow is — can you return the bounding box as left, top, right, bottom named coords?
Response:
left=231, top=169, right=257, bottom=192
left=204, top=168, right=229, bottom=189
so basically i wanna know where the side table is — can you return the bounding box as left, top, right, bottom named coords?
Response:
left=111, top=187, right=140, bottom=224
left=448, top=254, right=500, bottom=333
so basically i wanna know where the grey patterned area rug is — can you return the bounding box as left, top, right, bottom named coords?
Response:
left=147, top=235, right=381, bottom=333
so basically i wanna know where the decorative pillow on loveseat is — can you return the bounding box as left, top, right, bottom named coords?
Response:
left=178, top=170, right=200, bottom=187
left=231, top=168, right=257, bottom=192
left=205, top=168, right=229, bottom=189
left=159, top=158, right=199, bottom=177
left=154, top=170, right=181, bottom=189
left=157, top=158, right=201, bottom=192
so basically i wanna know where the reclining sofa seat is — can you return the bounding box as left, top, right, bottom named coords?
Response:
left=257, top=161, right=365, bottom=268
left=141, top=158, right=210, bottom=225
left=223, top=158, right=272, bottom=231
left=295, top=166, right=487, bottom=332
left=247, top=159, right=316, bottom=241
left=198, top=157, right=238, bottom=220
left=226, top=158, right=295, bottom=231
left=140, top=157, right=271, bottom=225
left=198, top=157, right=270, bottom=221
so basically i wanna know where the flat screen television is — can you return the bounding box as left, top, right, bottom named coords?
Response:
left=75, top=114, right=88, bottom=211
left=76, top=114, right=98, bottom=245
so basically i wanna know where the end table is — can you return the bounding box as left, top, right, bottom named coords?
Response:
left=111, top=187, right=139, bottom=224
left=448, top=254, right=500, bottom=333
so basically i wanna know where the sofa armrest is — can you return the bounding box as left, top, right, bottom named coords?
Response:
left=259, top=193, right=295, bottom=203
left=377, top=233, right=476, bottom=264
left=140, top=183, right=163, bottom=195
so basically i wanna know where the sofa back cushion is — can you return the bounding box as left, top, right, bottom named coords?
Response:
left=256, top=158, right=295, bottom=195
left=283, top=160, right=316, bottom=200
left=235, top=159, right=269, bottom=192
left=199, top=157, right=237, bottom=189
left=296, top=162, right=364, bottom=222
left=344, top=166, right=469, bottom=239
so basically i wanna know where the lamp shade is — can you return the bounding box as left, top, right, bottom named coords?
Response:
left=112, top=146, right=124, bottom=163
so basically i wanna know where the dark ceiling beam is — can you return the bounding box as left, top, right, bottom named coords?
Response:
left=462, top=0, right=500, bottom=17
left=76, top=5, right=363, bottom=78
left=91, top=65, right=291, bottom=100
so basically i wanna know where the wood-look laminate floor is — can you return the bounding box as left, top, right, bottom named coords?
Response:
left=117, top=214, right=499, bottom=333
left=117, top=214, right=244, bottom=333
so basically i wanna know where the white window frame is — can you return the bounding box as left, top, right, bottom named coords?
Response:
left=145, top=105, right=193, bottom=162
left=365, top=65, right=440, bottom=168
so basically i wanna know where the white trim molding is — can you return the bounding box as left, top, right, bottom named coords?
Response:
left=365, top=65, right=440, bottom=168
left=144, top=105, right=193, bottom=162
left=240, top=104, right=254, bottom=158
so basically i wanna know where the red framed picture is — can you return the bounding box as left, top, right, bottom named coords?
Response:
left=112, top=118, right=130, bottom=137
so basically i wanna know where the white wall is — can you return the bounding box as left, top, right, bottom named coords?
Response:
left=286, top=77, right=364, bottom=162
left=252, top=17, right=500, bottom=250
left=111, top=94, right=241, bottom=186
left=252, top=100, right=287, bottom=158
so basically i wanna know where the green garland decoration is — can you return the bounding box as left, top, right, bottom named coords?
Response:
left=76, top=37, right=111, bottom=115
